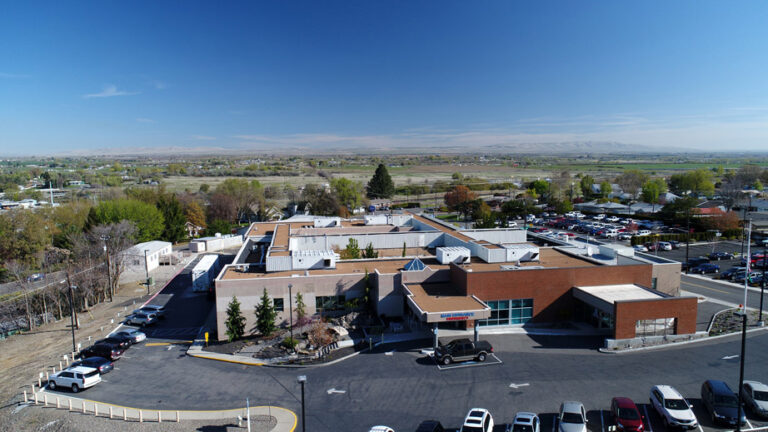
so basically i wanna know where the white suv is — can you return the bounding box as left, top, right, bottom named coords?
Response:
left=461, top=408, right=494, bottom=432
left=48, top=366, right=101, bottom=393
left=650, top=385, right=698, bottom=430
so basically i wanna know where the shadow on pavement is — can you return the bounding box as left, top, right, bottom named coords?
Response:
left=526, top=334, right=605, bottom=350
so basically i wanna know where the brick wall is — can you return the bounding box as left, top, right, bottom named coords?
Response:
left=461, top=264, right=654, bottom=323
left=613, top=297, right=698, bottom=339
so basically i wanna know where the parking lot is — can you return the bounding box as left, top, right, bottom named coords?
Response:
left=38, top=253, right=768, bottom=432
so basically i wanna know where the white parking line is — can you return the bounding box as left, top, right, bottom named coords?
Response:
left=552, top=415, right=557, bottom=432
left=747, top=419, right=754, bottom=429
left=697, top=421, right=704, bottom=432
left=642, top=405, right=653, bottom=432
left=600, top=410, right=605, bottom=432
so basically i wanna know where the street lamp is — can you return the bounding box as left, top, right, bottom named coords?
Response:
left=67, top=285, right=78, bottom=353
left=760, top=239, right=767, bottom=326
left=297, top=375, right=306, bottom=432
left=288, top=284, right=294, bottom=353
left=100, top=235, right=112, bottom=302
left=736, top=307, right=748, bottom=432
left=685, top=208, right=691, bottom=275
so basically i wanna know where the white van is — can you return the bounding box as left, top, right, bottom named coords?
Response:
left=603, top=228, right=619, bottom=238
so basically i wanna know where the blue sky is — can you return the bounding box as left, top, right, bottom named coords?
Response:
left=2, top=1, right=768, bottom=155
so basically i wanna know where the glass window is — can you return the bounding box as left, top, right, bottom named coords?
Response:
left=479, top=298, right=533, bottom=327
left=498, top=300, right=509, bottom=309
left=315, top=295, right=345, bottom=311
left=510, top=299, right=522, bottom=308
left=273, top=298, right=284, bottom=312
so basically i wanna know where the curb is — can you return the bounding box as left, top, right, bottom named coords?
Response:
left=599, top=325, right=768, bottom=354
left=26, top=389, right=297, bottom=430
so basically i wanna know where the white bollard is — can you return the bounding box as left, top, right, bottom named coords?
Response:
left=64, top=354, right=68, bottom=365
left=31, top=384, right=35, bottom=394
left=100, top=326, right=104, bottom=332
left=158, top=411, right=162, bottom=423
left=52, top=366, right=56, bottom=374
left=176, top=411, right=180, bottom=422
left=94, top=404, right=98, bottom=417
left=23, top=390, right=27, bottom=403
left=68, top=399, right=72, bottom=411
left=110, top=319, right=114, bottom=324
left=123, top=408, right=127, bottom=421
left=59, top=361, right=62, bottom=370
left=46, top=371, right=49, bottom=381
left=56, top=397, right=60, bottom=408
left=109, top=406, right=113, bottom=419
left=83, top=401, right=86, bottom=414
left=44, top=394, right=48, bottom=406
left=34, top=393, right=38, bottom=405
left=38, top=376, right=42, bottom=387
left=139, top=409, right=143, bottom=423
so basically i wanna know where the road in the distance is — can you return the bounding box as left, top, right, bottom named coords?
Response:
left=682, top=274, right=767, bottom=311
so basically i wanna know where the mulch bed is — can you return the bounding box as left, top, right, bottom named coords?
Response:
left=709, top=309, right=761, bottom=336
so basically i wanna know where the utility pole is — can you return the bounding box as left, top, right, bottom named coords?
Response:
left=685, top=208, right=691, bottom=274
left=101, top=235, right=112, bottom=302
left=288, top=284, right=294, bottom=353
left=736, top=308, right=747, bottom=432
left=144, top=249, right=150, bottom=295
left=67, top=285, right=77, bottom=353
left=760, top=239, right=766, bottom=326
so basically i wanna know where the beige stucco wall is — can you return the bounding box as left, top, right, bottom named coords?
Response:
left=215, top=273, right=366, bottom=341
left=651, top=262, right=681, bottom=296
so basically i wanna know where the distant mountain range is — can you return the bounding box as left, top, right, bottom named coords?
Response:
left=56, top=140, right=695, bottom=157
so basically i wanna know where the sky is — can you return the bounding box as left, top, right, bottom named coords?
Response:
left=2, top=1, right=768, bottom=155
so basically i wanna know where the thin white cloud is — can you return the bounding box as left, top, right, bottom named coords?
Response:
left=191, top=135, right=216, bottom=141
left=0, top=72, right=31, bottom=78
left=82, top=85, right=139, bottom=99
left=153, top=81, right=167, bottom=90
left=136, top=118, right=156, bottom=123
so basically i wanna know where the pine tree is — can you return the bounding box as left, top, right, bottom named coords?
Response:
left=363, top=242, right=378, bottom=258
left=225, top=296, right=246, bottom=342
left=295, top=292, right=307, bottom=325
left=255, top=288, right=277, bottom=336
left=402, top=242, right=407, bottom=257
left=158, top=195, right=187, bottom=243
left=341, top=238, right=360, bottom=259
left=366, top=163, right=395, bottom=199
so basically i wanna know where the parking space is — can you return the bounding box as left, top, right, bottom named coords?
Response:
left=435, top=353, right=503, bottom=371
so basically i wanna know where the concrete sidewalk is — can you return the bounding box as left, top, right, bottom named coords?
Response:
left=26, top=388, right=296, bottom=429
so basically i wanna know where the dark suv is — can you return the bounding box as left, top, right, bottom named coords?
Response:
left=701, top=379, right=746, bottom=426
left=415, top=420, right=446, bottom=432
left=79, top=343, right=124, bottom=361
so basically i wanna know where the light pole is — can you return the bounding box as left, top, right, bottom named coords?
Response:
left=67, top=285, right=77, bottom=353
left=101, top=235, right=112, bottom=302
left=297, top=375, right=306, bottom=432
left=685, top=209, right=691, bottom=274
left=288, top=284, right=294, bottom=353
left=760, top=240, right=766, bottom=326
left=144, top=249, right=150, bottom=295
left=736, top=307, right=747, bottom=432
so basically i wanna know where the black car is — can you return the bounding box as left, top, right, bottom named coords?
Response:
left=113, top=329, right=146, bottom=344
left=682, top=257, right=710, bottom=271
left=701, top=380, right=746, bottom=426
left=415, top=420, right=446, bottom=432
left=69, top=356, right=114, bottom=374
left=718, top=267, right=745, bottom=280
left=96, top=336, right=131, bottom=350
left=79, top=343, right=124, bottom=361
left=692, top=263, right=720, bottom=274
left=708, top=252, right=735, bottom=261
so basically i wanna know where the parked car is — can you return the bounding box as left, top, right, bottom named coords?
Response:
left=708, top=252, right=735, bottom=261
left=618, top=233, right=633, bottom=241
left=434, top=338, right=493, bottom=365
left=68, top=356, right=114, bottom=374
left=461, top=408, right=494, bottom=432
left=611, top=397, right=643, bottom=432
left=742, top=381, right=768, bottom=418
left=594, top=214, right=606, bottom=221
left=96, top=336, right=131, bottom=350
left=112, top=329, right=146, bottom=344
left=415, top=420, right=446, bottom=432
left=718, top=267, right=745, bottom=280
left=47, top=366, right=101, bottom=393
left=125, top=312, right=157, bottom=326
left=649, top=385, right=698, bottom=430
left=513, top=412, right=540, bottom=432
left=733, top=271, right=762, bottom=284
left=637, top=230, right=652, bottom=236
left=682, top=257, right=710, bottom=271
left=369, top=427, right=394, bottom=432
left=633, top=245, right=648, bottom=252
left=78, top=343, right=124, bottom=361
left=748, top=275, right=765, bottom=287
left=133, top=304, right=166, bottom=318
left=606, top=216, right=620, bottom=222
left=692, top=263, right=720, bottom=274
left=668, top=240, right=681, bottom=249
left=558, top=401, right=587, bottom=432
left=701, top=379, right=746, bottom=426
left=27, top=273, right=45, bottom=282
left=658, top=242, right=673, bottom=251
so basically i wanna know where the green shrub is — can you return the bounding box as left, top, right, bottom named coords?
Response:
left=282, top=337, right=299, bottom=349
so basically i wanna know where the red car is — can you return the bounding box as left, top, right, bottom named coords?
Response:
left=611, top=397, right=644, bottom=432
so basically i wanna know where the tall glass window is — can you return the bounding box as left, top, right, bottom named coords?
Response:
left=478, top=298, right=533, bottom=326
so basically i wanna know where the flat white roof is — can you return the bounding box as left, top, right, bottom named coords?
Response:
left=127, top=241, right=172, bottom=255
left=574, top=284, right=663, bottom=304
left=573, top=284, right=666, bottom=313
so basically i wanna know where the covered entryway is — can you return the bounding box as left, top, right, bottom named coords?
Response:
left=402, top=282, right=491, bottom=349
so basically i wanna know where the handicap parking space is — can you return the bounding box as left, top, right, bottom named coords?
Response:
left=434, top=353, right=503, bottom=371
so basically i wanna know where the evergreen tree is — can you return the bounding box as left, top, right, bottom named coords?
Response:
left=225, top=296, right=246, bottom=342
left=255, top=288, right=277, bottom=336
left=402, top=242, right=407, bottom=257
left=295, top=292, right=307, bottom=325
left=340, top=238, right=360, bottom=259
left=362, top=242, right=378, bottom=258
left=366, top=163, right=395, bottom=199
left=158, top=195, right=187, bottom=243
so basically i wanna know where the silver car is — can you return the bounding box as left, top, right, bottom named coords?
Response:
left=742, top=381, right=768, bottom=417
left=125, top=312, right=157, bottom=326
left=559, top=401, right=587, bottom=432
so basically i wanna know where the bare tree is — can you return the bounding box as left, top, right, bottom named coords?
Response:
left=88, top=222, right=137, bottom=301
left=6, top=260, right=33, bottom=330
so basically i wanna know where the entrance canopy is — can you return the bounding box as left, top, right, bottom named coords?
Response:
left=403, top=282, right=491, bottom=323
left=573, top=284, right=664, bottom=314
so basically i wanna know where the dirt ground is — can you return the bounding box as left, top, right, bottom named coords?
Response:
left=0, top=262, right=268, bottom=432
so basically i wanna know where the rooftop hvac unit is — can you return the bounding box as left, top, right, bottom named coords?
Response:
left=436, top=246, right=471, bottom=265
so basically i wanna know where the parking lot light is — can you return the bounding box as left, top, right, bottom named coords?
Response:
left=297, top=375, right=306, bottom=432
